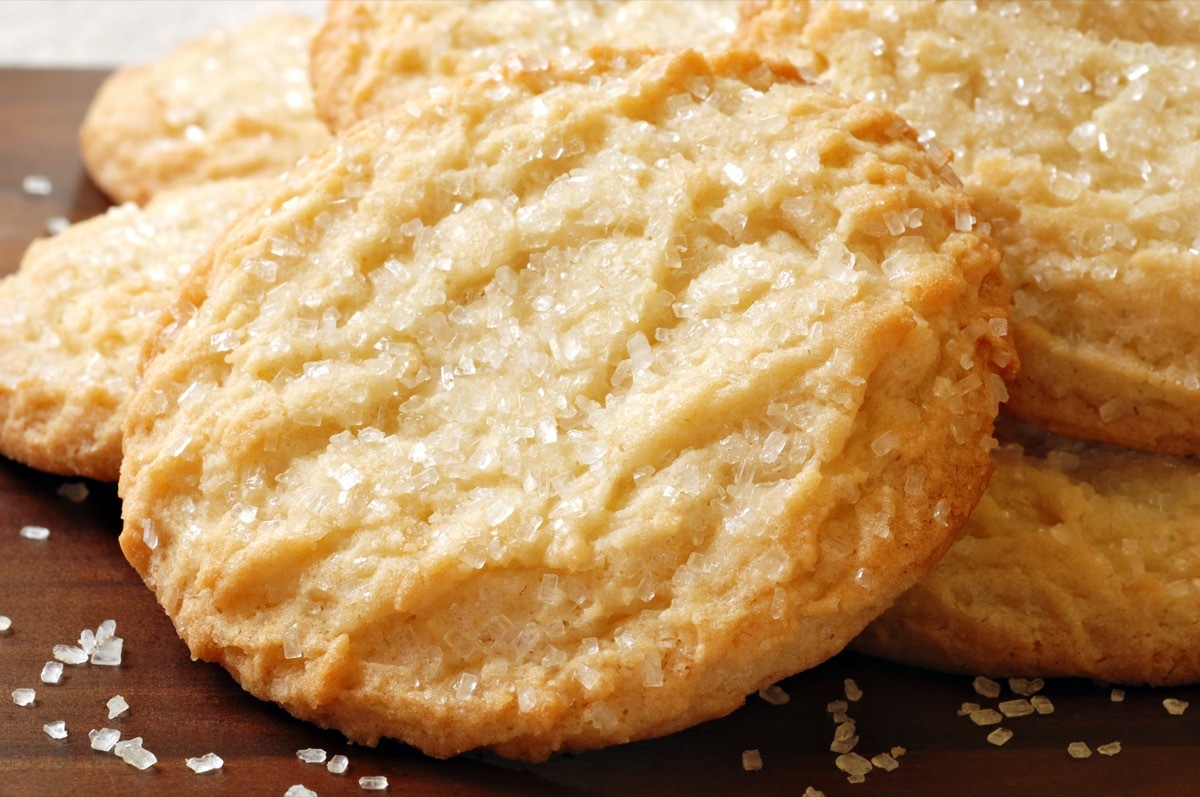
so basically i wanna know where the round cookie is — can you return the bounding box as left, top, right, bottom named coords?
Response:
left=855, top=418, right=1200, bottom=686
left=0, top=178, right=268, bottom=481
left=80, top=13, right=330, bottom=204
left=310, top=0, right=741, bottom=132
left=119, top=48, right=1013, bottom=760
left=738, top=1, right=1200, bottom=455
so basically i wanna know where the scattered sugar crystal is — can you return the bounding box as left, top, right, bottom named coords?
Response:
left=22, top=175, right=52, bottom=195
left=1067, top=742, right=1092, bottom=759
left=1164, top=699, right=1189, bottom=716
left=186, top=753, right=224, bottom=773
left=359, top=776, right=389, bottom=791
left=297, top=748, right=327, bottom=764
left=969, top=709, right=1003, bottom=726
left=40, top=661, right=63, bottom=684
left=91, top=637, right=123, bottom=666
left=835, top=752, right=873, bottom=779
left=1110, top=689, right=1125, bottom=702
left=1008, top=678, right=1043, bottom=696
left=43, top=720, right=67, bottom=740
left=987, top=728, right=1013, bottom=746
left=871, top=753, right=899, bottom=771
left=1098, top=742, right=1122, bottom=757
left=96, top=619, right=117, bottom=642
left=57, top=482, right=89, bottom=502
left=327, top=754, right=349, bottom=774
left=830, top=734, right=859, bottom=754
left=90, top=728, right=120, bottom=751
left=12, top=688, right=35, bottom=706
left=742, top=749, right=763, bottom=771
left=844, top=679, right=863, bottom=701
left=803, top=789, right=826, bottom=797
left=758, top=685, right=789, bottom=706
left=46, top=216, right=70, bottom=234
left=0, top=615, right=10, bottom=632
left=973, top=676, right=1002, bottom=698
left=107, top=695, right=129, bottom=718
left=958, top=702, right=980, bottom=716
left=998, top=699, right=1034, bottom=718
left=827, top=700, right=849, bottom=714
left=642, top=654, right=664, bottom=688
left=78, top=629, right=96, bottom=654
left=285, top=786, right=317, bottom=797
left=115, top=737, right=157, bottom=769
left=54, top=644, right=89, bottom=664
left=1031, top=696, right=1055, bottom=715
left=891, top=746, right=906, bottom=758
left=20, top=525, right=49, bottom=540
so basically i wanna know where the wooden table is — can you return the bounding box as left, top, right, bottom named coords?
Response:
left=1, top=68, right=1197, bottom=797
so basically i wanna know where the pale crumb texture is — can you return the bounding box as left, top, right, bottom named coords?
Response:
left=118, top=49, right=1011, bottom=761
left=856, top=418, right=1200, bottom=685
left=739, top=0, right=1200, bottom=454
left=80, top=14, right=329, bottom=204
left=311, top=0, right=740, bottom=132
left=0, top=178, right=268, bottom=481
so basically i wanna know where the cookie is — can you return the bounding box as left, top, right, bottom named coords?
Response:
left=310, top=0, right=741, bottom=132
left=0, top=178, right=267, bottom=481
left=118, top=48, right=1013, bottom=760
left=79, top=13, right=330, bottom=204
left=738, top=1, right=1200, bottom=455
left=855, top=418, right=1200, bottom=686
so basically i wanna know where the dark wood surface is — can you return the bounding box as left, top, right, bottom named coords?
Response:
left=1, top=68, right=1198, bottom=797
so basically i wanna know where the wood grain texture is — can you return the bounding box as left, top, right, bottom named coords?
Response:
left=0, top=68, right=1197, bottom=797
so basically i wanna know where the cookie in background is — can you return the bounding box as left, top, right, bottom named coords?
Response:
left=0, top=178, right=270, bottom=481
left=739, top=0, right=1200, bottom=455
left=310, top=0, right=741, bottom=132
left=79, top=13, right=329, bottom=204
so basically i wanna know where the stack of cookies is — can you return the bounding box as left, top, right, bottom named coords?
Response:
left=0, top=0, right=1194, bottom=761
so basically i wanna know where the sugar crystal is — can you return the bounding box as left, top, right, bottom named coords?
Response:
left=758, top=685, right=789, bottom=706
left=871, top=753, right=899, bottom=771
left=454, top=672, right=478, bottom=701
left=998, top=699, right=1033, bottom=718
left=46, top=216, right=70, bottom=234
left=973, top=676, right=1001, bottom=698
left=297, top=748, right=327, bottom=764
left=1067, top=742, right=1092, bottom=759
left=20, top=525, right=50, bottom=540
left=57, top=482, right=89, bottom=502
left=844, top=678, right=863, bottom=701
left=742, top=749, right=763, bottom=771
left=40, top=661, right=63, bottom=684
left=285, top=787, right=318, bottom=797
left=1110, top=688, right=1125, bottom=702
left=22, top=175, right=52, bottom=195
left=1008, top=677, right=1043, bottom=696
left=54, top=644, right=89, bottom=664
left=969, top=709, right=1003, bottom=726
left=12, top=688, right=35, bottom=706
left=43, top=720, right=67, bottom=740
left=91, top=636, right=123, bottom=666
left=108, top=694, right=129, bottom=718
left=1098, top=742, right=1122, bottom=757
left=803, top=789, right=826, bottom=797
left=115, top=737, right=157, bottom=770
left=90, top=727, right=120, bottom=751
left=1164, top=698, right=1189, bottom=716
left=327, top=754, right=349, bottom=774
left=987, top=728, right=1013, bottom=746
left=0, top=615, right=10, bottom=632
left=1031, top=696, right=1055, bottom=714
left=359, top=776, right=389, bottom=791
left=186, top=752, right=224, bottom=773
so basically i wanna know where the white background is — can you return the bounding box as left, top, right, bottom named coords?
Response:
left=0, top=0, right=326, bottom=67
